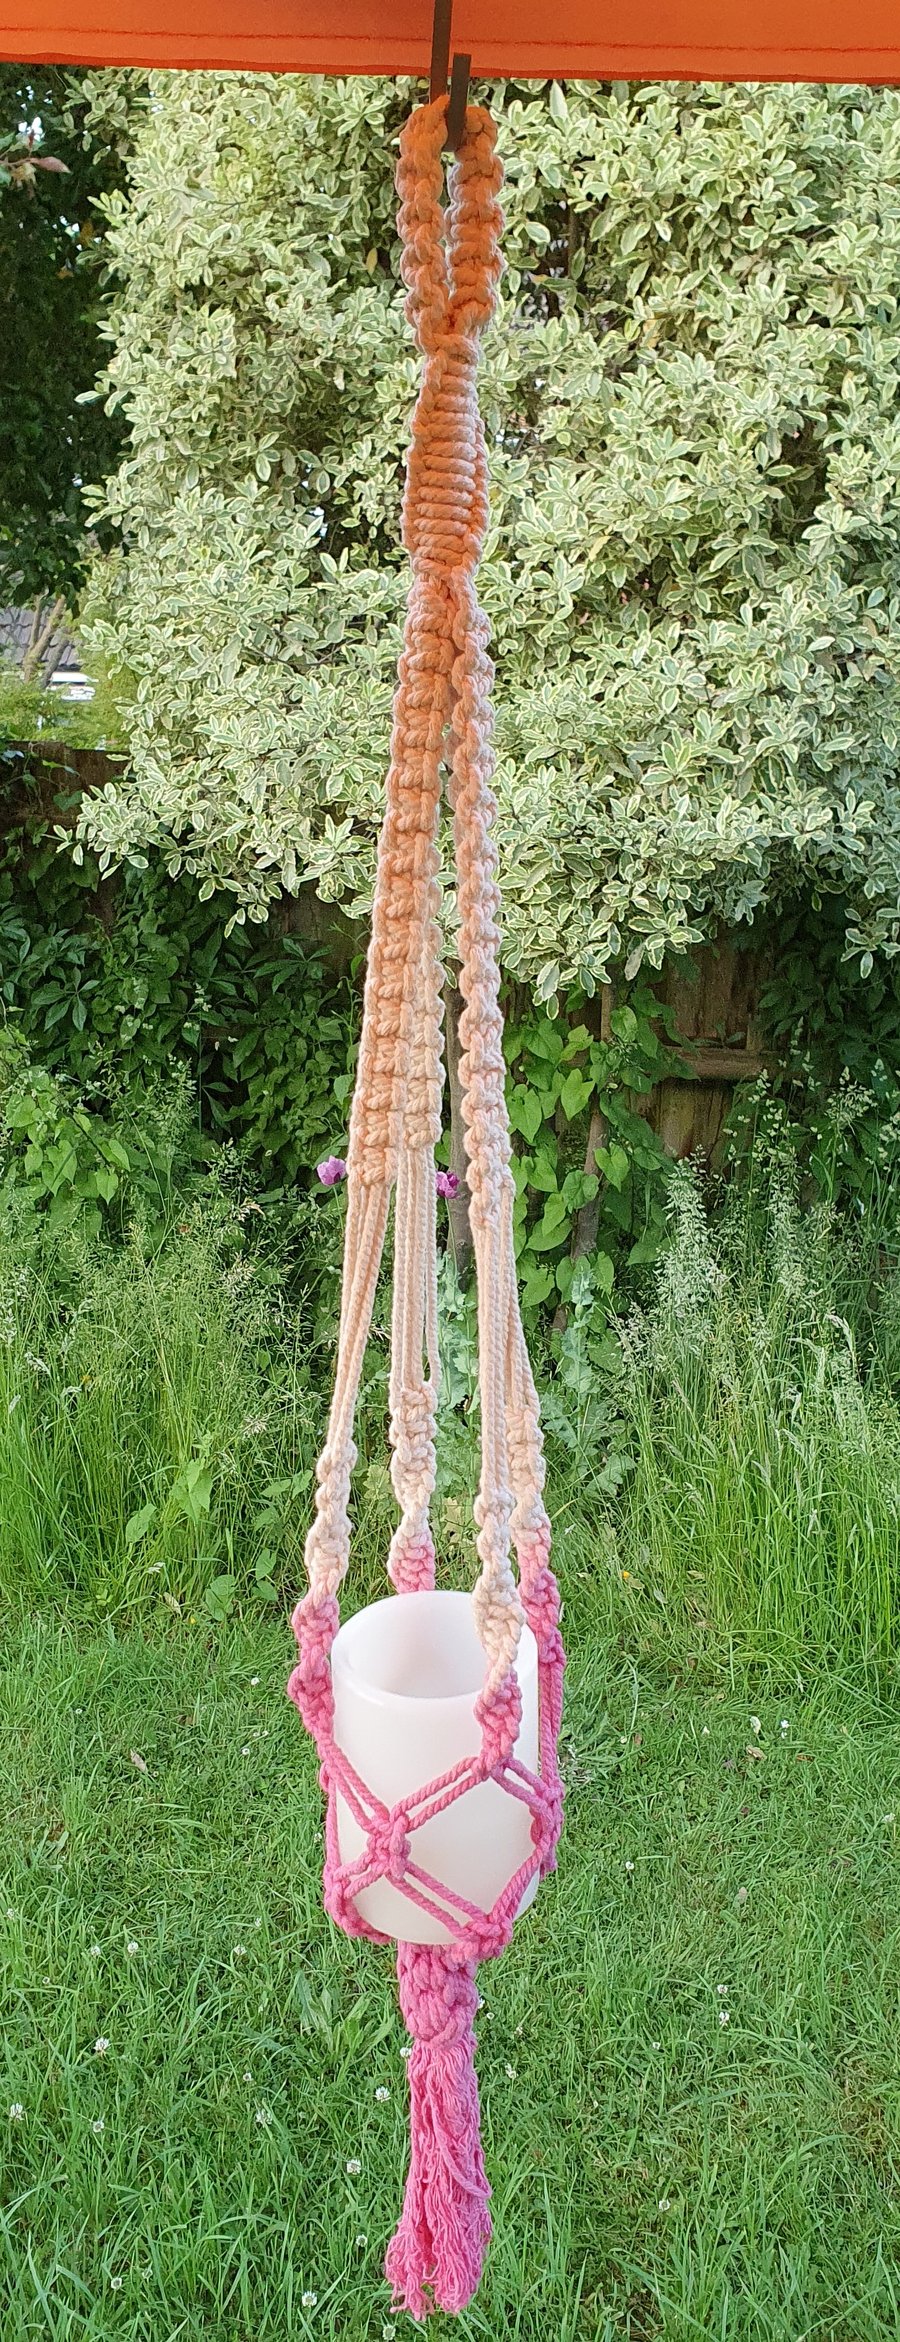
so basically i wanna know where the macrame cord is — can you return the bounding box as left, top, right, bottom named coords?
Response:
left=288, top=95, right=565, bottom=2321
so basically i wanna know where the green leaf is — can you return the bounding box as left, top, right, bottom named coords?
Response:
left=628, top=1233, right=663, bottom=1266
left=597, top=1143, right=630, bottom=1191
left=527, top=1197, right=572, bottom=1252
left=593, top=1251, right=616, bottom=1295
left=559, top=1068, right=593, bottom=1121
left=529, top=1150, right=560, bottom=1194
left=124, top=1501, right=157, bottom=1546
left=519, top=1262, right=555, bottom=1311
left=203, top=1573, right=236, bottom=1622
left=170, top=1460, right=214, bottom=1525
left=509, top=1085, right=543, bottom=1144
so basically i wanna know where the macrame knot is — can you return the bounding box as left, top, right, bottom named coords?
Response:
left=396, top=1943, right=476, bottom=2045
left=402, top=342, right=484, bottom=578
left=287, top=1592, right=339, bottom=1734
left=475, top=1673, right=522, bottom=1772
left=530, top=1782, right=564, bottom=1868
left=390, top=1383, right=437, bottom=1498
left=522, top=1563, right=561, bottom=1640
left=324, top=1864, right=359, bottom=1937
left=471, top=1567, right=521, bottom=1689
left=369, top=1808, right=412, bottom=1886
left=468, top=1908, right=513, bottom=1962
left=388, top=1529, right=437, bottom=1594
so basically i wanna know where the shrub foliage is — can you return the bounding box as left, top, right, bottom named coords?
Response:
left=78, top=73, right=900, bottom=987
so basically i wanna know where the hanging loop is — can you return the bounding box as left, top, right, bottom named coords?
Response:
left=429, top=0, right=471, bottom=153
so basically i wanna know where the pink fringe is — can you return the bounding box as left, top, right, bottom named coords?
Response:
left=385, top=1944, right=491, bottom=2319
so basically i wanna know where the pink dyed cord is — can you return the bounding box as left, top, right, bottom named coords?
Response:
left=288, top=96, right=564, bottom=2322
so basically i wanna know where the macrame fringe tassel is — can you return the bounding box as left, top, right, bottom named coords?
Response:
left=386, top=1943, right=491, bottom=2319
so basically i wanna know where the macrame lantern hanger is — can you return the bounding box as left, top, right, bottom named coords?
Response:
left=287, top=89, right=565, bottom=2322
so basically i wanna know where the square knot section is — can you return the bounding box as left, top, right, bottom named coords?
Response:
left=368, top=1809, right=413, bottom=1885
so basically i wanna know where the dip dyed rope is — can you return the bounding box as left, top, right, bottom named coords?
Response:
left=288, top=95, right=564, bottom=2321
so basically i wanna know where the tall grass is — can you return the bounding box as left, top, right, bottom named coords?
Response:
left=0, top=1185, right=321, bottom=1617
left=593, top=1159, right=900, bottom=1670
left=3, top=1061, right=900, bottom=1674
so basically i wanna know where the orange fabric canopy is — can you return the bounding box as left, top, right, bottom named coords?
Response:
left=1, top=0, right=899, bottom=82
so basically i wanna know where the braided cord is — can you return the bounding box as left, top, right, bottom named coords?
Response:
left=298, top=94, right=547, bottom=1703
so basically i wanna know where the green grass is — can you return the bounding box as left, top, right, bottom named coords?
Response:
left=586, top=1166, right=900, bottom=1675
left=0, top=1200, right=324, bottom=1617
left=2, top=1609, right=899, bottom=2342
left=5, top=1157, right=900, bottom=1688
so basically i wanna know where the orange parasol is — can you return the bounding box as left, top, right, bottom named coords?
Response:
left=0, top=0, right=898, bottom=85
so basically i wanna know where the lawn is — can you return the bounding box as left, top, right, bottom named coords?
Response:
left=2, top=1607, right=898, bottom=2342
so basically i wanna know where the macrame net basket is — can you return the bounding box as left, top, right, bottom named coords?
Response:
left=288, top=96, right=565, bottom=2321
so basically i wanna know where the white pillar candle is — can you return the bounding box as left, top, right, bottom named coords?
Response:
left=331, top=1588, right=540, bottom=1945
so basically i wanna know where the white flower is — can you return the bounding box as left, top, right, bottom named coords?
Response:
left=382, top=2326, right=397, bottom=2341
left=243, top=2070, right=253, bottom=2084
left=749, top=1717, right=762, bottom=1737
left=354, top=2233, right=368, bottom=2249
left=89, top=1944, right=102, bottom=1959
left=232, top=1945, right=247, bottom=1960
left=719, top=2010, right=730, bottom=2027
left=253, top=1917, right=262, bottom=1929
left=5, top=1908, right=16, bottom=1921
left=94, top=2037, right=109, bottom=2057
left=716, top=1983, right=728, bottom=1997
left=8, top=2103, right=24, bottom=2121
left=93, top=2117, right=105, bottom=2136
left=110, top=2275, right=123, bottom=2291
left=625, top=1859, right=634, bottom=1873
left=658, top=2197, right=671, bottom=2212
left=780, top=1719, right=789, bottom=1733
left=250, top=1676, right=260, bottom=1687
left=254, top=2105, right=271, bottom=2127
left=241, top=1745, right=251, bottom=1758
left=505, top=2063, right=517, bottom=2080
left=301, top=2292, right=317, bottom=2309
left=651, top=2041, right=661, bottom=2050
left=345, top=2157, right=361, bottom=2175
left=126, top=1940, right=139, bottom=1957
left=375, top=2085, right=389, bottom=2102
left=701, top=1725, right=710, bottom=1736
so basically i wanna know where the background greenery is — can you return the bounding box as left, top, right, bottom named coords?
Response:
left=68, top=73, right=900, bottom=992
left=0, top=66, right=123, bottom=600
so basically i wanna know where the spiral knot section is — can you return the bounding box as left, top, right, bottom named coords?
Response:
left=397, top=101, right=502, bottom=583
left=402, top=338, right=486, bottom=576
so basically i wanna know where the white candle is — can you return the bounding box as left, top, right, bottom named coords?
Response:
left=331, top=1589, right=540, bottom=1945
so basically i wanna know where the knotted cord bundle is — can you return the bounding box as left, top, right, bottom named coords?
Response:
left=288, top=94, right=564, bottom=2319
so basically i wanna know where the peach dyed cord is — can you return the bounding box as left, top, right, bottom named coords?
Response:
left=288, top=98, right=564, bottom=2320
